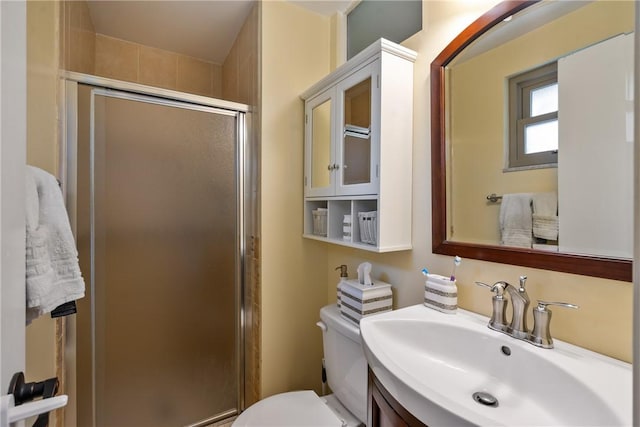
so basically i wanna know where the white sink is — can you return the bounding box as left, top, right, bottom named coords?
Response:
left=360, top=305, right=632, bottom=426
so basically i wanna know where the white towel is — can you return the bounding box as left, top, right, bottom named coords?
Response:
left=533, top=244, right=559, bottom=252
left=532, top=192, right=559, bottom=240
left=532, top=214, right=559, bottom=240
left=25, top=166, right=85, bottom=324
left=499, top=193, right=533, bottom=248
left=532, top=192, right=557, bottom=216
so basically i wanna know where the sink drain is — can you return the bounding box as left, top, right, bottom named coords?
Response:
left=472, top=391, right=499, bottom=407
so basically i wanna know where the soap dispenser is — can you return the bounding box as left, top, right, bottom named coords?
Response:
left=335, top=265, right=348, bottom=309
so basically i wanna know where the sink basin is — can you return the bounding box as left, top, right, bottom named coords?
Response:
left=360, top=305, right=632, bottom=426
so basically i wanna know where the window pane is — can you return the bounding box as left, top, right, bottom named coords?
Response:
left=525, top=119, right=558, bottom=154
left=530, top=83, right=558, bottom=116
left=347, top=1, right=422, bottom=59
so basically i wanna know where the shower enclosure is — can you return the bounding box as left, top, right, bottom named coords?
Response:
left=65, top=79, right=247, bottom=427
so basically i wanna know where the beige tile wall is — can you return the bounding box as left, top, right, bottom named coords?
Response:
left=61, top=1, right=95, bottom=75
left=94, top=34, right=223, bottom=98
left=222, top=4, right=259, bottom=105
left=61, top=1, right=224, bottom=99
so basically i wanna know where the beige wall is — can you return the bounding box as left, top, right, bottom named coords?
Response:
left=322, top=0, right=632, bottom=363
left=26, top=2, right=63, bottom=425
left=450, top=1, right=634, bottom=244
left=260, top=1, right=332, bottom=398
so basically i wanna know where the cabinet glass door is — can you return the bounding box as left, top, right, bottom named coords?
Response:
left=338, top=63, right=378, bottom=195
left=305, top=89, right=335, bottom=197
left=343, top=77, right=371, bottom=185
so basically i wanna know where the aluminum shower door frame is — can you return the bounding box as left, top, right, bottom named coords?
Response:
left=61, top=72, right=250, bottom=427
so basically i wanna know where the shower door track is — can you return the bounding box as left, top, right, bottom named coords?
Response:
left=63, top=71, right=249, bottom=112
left=61, top=71, right=251, bottom=427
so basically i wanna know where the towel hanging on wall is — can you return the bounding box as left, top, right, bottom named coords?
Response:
left=25, top=166, right=85, bottom=324
left=499, top=193, right=533, bottom=248
left=532, top=192, right=559, bottom=240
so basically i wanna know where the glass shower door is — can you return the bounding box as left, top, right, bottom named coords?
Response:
left=75, top=84, right=242, bottom=427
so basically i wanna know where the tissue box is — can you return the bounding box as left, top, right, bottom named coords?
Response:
left=424, top=273, right=457, bottom=314
left=340, top=279, right=393, bottom=324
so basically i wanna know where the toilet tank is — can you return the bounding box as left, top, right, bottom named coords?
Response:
left=319, top=304, right=367, bottom=423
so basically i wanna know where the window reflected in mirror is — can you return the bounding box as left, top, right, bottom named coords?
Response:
left=509, top=62, right=558, bottom=166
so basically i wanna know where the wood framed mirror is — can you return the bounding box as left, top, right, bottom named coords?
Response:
left=431, top=0, right=632, bottom=282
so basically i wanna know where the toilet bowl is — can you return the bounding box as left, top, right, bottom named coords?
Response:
left=233, top=304, right=366, bottom=427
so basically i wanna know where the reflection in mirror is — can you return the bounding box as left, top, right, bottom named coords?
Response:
left=431, top=0, right=633, bottom=281
left=311, top=98, right=332, bottom=189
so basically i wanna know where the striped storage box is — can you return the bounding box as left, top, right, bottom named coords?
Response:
left=339, top=279, right=393, bottom=324
left=424, top=273, right=457, bottom=314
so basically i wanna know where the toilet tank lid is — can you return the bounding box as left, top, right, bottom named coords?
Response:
left=320, top=304, right=360, bottom=343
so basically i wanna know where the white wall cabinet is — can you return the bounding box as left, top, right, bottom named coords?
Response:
left=301, top=39, right=416, bottom=252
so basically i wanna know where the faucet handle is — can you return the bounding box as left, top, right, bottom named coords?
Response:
left=536, top=300, right=579, bottom=311
left=475, top=282, right=508, bottom=331
left=475, top=281, right=492, bottom=290
left=518, top=275, right=527, bottom=290
left=475, top=281, right=505, bottom=297
left=529, top=300, right=579, bottom=349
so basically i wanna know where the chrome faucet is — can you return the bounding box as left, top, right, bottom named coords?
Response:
left=504, top=275, right=530, bottom=340
left=477, top=276, right=528, bottom=338
left=476, top=276, right=578, bottom=348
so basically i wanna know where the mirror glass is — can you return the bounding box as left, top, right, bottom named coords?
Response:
left=343, top=77, right=372, bottom=185
left=311, top=98, right=332, bottom=189
left=446, top=1, right=633, bottom=258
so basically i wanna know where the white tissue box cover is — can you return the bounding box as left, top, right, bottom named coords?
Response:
left=340, top=279, right=392, bottom=324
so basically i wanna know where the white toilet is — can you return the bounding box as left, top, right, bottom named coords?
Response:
left=233, top=304, right=367, bottom=426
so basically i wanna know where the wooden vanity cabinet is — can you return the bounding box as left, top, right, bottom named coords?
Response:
left=368, top=369, right=427, bottom=427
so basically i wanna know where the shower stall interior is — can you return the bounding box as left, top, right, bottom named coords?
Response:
left=65, top=79, right=247, bottom=427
